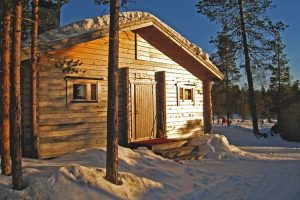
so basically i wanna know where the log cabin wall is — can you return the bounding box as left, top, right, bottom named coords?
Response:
left=36, top=38, right=109, bottom=158
left=31, top=30, right=204, bottom=158
left=278, top=100, right=300, bottom=141
left=21, top=61, right=35, bottom=157
left=131, top=33, right=204, bottom=139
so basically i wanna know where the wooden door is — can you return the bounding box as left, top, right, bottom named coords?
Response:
left=132, top=82, right=156, bottom=141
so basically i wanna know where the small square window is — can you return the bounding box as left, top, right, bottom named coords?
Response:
left=73, top=84, right=87, bottom=100
left=71, top=82, right=98, bottom=102
left=66, top=77, right=101, bottom=107
left=177, top=86, right=195, bottom=105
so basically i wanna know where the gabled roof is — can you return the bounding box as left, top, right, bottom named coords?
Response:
left=21, top=12, right=223, bottom=80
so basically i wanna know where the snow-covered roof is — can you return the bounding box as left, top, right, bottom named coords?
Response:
left=21, top=11, right=223, bottom=80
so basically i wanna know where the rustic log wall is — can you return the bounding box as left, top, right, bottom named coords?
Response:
left=21, top=61, right=35, bottom=157
left=133, top=34, right=204, bottom=138
left=22, top=31, right=205, bottom=158
left=279, top=100, right=300, bottom=141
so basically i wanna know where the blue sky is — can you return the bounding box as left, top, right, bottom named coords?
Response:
left=61, top=0, right=300, bottom=81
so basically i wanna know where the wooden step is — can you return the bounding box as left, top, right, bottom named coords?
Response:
left=154, top=146, right=197, bottom=159
left=151, top=139, right=188, bottom=151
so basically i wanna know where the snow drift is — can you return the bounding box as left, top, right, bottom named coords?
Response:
left=1, top=125, right=300, bottom=200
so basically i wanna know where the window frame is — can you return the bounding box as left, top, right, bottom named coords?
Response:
left=177, top=84, right=195, bottom=106
left=72, top=83, right=88, bottom=101
left=65, top=77, right=102, bottom=107
left=71, top=82, right=98, bottom=103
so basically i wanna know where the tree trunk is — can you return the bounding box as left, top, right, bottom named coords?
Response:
left=1, top=1, right=12, bottom=176
left=225, top=66, right=230, bottom=126
left=277, top=45, right=281, bottom=104
left=11, top=0, right=23, bottom=190
left=31, top=0, right=39, bottom=157
left=106, top=0, right=119, bottom=184
left=238, top=0, right=259, bottom=135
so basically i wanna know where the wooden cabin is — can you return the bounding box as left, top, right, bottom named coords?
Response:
left=20, top=12, right=223, bottom=158
left=274, top=92, right=300, bottom=141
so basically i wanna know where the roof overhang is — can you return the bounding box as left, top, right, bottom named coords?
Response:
left=21, top=12, right=223, bottom=81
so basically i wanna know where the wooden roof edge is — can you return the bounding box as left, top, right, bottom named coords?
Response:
left=20, top=11, right=224, bottom=80
left=147, top=19, right=223, bottom=80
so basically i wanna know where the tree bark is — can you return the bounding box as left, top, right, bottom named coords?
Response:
left=11, top=0, right=23, bottom=190
left=1, top=1, right=12, bottom=176
left=31, top=0, right=39, bottom=157
left=225, top=64, right=230, bottom=126
left=238, top=0, right=259, bottom=135
left=203, top=80, right=212, bottom=134
left=106, top=0, right=119, bottom=184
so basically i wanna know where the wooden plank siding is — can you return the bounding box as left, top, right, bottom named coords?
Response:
left=21, top=61, right=35, bottom=157
left=24, top=31, right=204, bottom=158
left=278, top=100, right=300, bottom=141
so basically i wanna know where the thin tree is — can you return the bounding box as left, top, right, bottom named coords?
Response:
left=1, top=0, right=12, bottom=175
left=94, top=0, right=129, bottom=184
left=106, top=0, right=120, bottom=184
left=211, top=28, right=240, bottom=126
left=31, top=0, right=39, bottom=157
left=239, top=84, right=250, bottom=122
left=267, top=33, right=292, bottom=105
left=10, top=0, right=23, bottom=189
left=211, top=82, right=224, bottom=124
left=196, top=0, right=285, bottom=135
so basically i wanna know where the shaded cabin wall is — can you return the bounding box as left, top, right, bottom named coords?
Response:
left=36, top=30, right=204, bottom=158
left=279, top=100, right=300, bottom=141
left=21, top=61, right=35, bottom=157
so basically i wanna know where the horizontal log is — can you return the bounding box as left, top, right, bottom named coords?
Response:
left=39, top=142, right=106, bottom=158
left=40, top=131, right=106, bottom=143
left=39, top=121, right=104, bottom=131
left=40, top=136, right=106, bottom=151
left=39, top=116, right=106, bottom=125
left=39, top=111, right=106, bottom=120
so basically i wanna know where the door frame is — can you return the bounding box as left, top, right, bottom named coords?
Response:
left=130, top=79, right=157, bottom=142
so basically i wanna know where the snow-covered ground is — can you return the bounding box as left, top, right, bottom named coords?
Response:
left=213, top=122, right=300, bottom=160
left=1, top=123, right=300, bottom=200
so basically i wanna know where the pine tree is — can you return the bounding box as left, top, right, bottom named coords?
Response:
left=39, top=0, right=69, bottom=33
left=211, top=82, right=225, bottom=124
left=31, top=0, right=39, bottom=158
left=106, top=0, right=120, bottom=184
left=94, top=0, right=128, bottom=185
left=196, top=0, right=285, bottom=135
left=267, top=34, right=292, bottom=105
left=256, top=86, right=272, bottom=125
left=211, top=28, right=240, bottom=126
left=1, top=0, right=12, bottom=175
left=239, top=84, right=250, bottom=122
left=11, top=0, right=23, bottom=189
